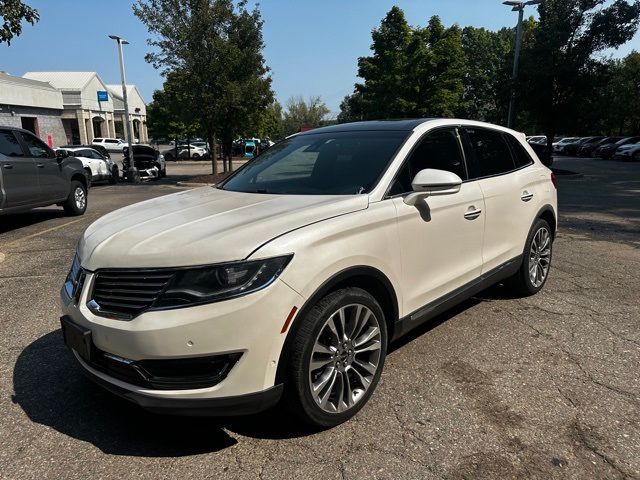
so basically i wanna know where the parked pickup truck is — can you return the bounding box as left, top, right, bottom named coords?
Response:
left=0, top=127, right=89, bottom=216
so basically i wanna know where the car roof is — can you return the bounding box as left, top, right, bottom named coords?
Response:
left=297, top=119, right=435, bottom=135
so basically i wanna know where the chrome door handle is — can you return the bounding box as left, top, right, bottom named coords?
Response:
left=3, top=163, right=13, bottom=169
left=464, top=208, right=482, bottom=220
left=521, top=191, right=534, bottom=202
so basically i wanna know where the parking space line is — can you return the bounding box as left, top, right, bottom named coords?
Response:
left=0, top=216, right=93, bottom=250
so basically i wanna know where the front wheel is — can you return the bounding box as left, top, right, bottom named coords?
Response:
left=283, top=288, right=387, bottom=427
left=506, top=218, right=553, bottom=296
left=63, top=180, right=87, bottom=216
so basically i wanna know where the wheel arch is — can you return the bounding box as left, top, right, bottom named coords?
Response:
left=275, top=265, right=399, bottom=385
left=71, top=172, right=88, bottom=189
left=536, top=204, right=557, bottom=238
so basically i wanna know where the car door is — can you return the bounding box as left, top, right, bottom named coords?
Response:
left=462, top=127, right=543, bottom=273
left=0, top=129, right=41, bottom=207
left=89, top=149, right=109, bottom=178
left=388, top=127, right=485, bottom=315
left=15, top=130, right=67, bottom=202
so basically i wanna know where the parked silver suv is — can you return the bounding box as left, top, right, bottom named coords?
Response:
left=0, top=127, right=89, bottom=216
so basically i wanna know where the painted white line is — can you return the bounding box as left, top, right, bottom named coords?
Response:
left=0, top=252, right=5, bottom=264
left=1, top=216, right=95, bottom=250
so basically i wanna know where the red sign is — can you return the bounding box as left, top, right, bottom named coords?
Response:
left=47, top=134, right=53, bottom=148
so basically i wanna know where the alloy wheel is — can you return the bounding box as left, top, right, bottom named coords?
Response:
left=74, top=187, right=86, bottom=210
left=529, top=227, right=551, bottom=288
left=308, top=304, right=382, bottom=414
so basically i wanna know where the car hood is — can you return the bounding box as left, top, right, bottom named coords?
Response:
left=617, top=144, right=638, bottom=151
left=78, top=187, right=369, bottom=270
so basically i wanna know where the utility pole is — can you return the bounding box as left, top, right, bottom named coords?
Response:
left=108, top=34, right=135, bottom=178
left=503, top=0, right=542, bottom=129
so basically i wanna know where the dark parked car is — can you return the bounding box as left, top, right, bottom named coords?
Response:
left=578, top=137, right=617, bottom=157
left=0, top=127, right=88, bottom=215
left=595, top=136, right=640, bottom=159
left=123, top=145, right=166, bottom=181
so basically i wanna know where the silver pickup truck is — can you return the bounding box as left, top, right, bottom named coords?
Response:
left=0, top=127, right=88, bottom=216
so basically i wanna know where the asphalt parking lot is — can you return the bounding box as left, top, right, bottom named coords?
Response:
left=1, top=157, right=639, bottom=479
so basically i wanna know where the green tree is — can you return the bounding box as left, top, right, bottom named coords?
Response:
left=282, top=96, right=330, bottom=136
left=355, top=6, right=415, bottom=119
left=147, top=72, right=200, bottom=142
left=520, top=0, right=640, bottom=156
left=251, top=101, right=283, bottom=139
left=134, top=0, right=273, bottom=173
left=337, top=92, right=365, bottom=123
left=0, top=0, right=38, bottom=45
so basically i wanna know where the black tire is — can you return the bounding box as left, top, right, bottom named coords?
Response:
left=192, top=153, right=200, bottom=159
left=506, top=218, right=553, bottom=296
left=109, top=165, right=119, bottom=184
left=84, top=168, right=92, bottom=188
left=283, top=287, right=387, bottom=428
left=63, top=180, right=87, bottom=216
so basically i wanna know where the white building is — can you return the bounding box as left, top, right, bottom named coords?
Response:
left=106, top=84, right=148, bottom=143
left=0, top=71, right=66, bottom=146
left=21, top=71, right=148, bottom=145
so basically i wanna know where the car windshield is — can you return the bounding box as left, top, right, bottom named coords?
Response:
left=219, top=130, right=409, bottom=195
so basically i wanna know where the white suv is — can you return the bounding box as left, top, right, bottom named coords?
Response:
left=60, top=119, right=557, bottom=427
left=92, top=138, right=128, bottom=153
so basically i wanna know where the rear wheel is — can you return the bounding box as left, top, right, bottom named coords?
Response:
left=63, top=180, right=87, bottom=216
left=84, top=168, right=92, bottom=188
left=506, top=218, right=553, bottom=296
left=283, top=288, right=387, bottom=427
left=109, top=165, right=119, bottom=184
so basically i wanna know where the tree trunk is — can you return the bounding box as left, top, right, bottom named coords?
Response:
left=226, top=140, right=234, bottom=172
left=208, top=131, right=217, bottom=175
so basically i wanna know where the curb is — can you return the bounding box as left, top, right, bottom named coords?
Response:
left=175, top=182, right=216, bottom=187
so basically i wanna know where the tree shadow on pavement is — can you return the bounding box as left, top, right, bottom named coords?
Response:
left=12, top=330, right=316, bottom=457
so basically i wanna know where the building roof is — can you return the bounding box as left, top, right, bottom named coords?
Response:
left=105, top=84, right=145, bottom=103
left=23, top=71, right=99, bottom=91
left=0, top=71, right=63, bottom=109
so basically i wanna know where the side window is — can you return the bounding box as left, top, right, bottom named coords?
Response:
left=0, top=130, right=25, bottom=157
left=17, top=132, right=55, bottom=159
left=388, top=128, right=466, bottom=196
left=464, top=128, right=516, bottom=178
left=505, top=134, right=534, bottom=168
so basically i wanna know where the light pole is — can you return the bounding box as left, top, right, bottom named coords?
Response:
left=108, top=34, right=135, bottom=177
left=503, top=0, right=541, bottom=129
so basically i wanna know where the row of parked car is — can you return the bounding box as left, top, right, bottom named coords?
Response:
left=527, top=135, right=640, bottom=160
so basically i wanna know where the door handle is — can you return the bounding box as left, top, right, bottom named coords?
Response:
left=464, top=207, right=482, bottom=220
left=36, top=163, right=45, bottom=168
left=521, top=191, right=534, bottom=202
left=3, top=163, right=13, bottom=169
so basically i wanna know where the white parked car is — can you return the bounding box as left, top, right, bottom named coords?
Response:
left=60, top=119, right=557, bottom=427
left=552, top=137, right=579, bottom=153
left=613, top=141, right=640, bottom=161
left=55, top=147, right=117, bottom=186
left=162, top=144, right=208, bottom=161
left=92, top=138, right=128, bottom=153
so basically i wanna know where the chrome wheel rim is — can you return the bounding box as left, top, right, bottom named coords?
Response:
left=309, top=304, right=382, bottom=414
left=529, top=227, right=551, bottom=288
left=74, top=187, right=86, bottom=210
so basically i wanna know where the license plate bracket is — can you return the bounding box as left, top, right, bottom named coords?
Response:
left=60, top=316, right=92, bottom=362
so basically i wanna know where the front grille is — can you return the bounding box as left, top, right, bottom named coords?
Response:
left=90, top=269, right=177, bottom=318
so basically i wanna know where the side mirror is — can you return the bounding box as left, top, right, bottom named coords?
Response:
left=404, top=169, right=462, bottom=206
left=56, top=149, right=69, bottom=163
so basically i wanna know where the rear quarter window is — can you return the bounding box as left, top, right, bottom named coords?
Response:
left=505, top=135, right=535, bottom=168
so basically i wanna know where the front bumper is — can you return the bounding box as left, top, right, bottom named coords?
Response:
left=60, top=272, right=304, bottom=414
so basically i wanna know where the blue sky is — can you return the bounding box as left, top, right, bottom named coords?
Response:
left=2, top=0, right=638, bottom=116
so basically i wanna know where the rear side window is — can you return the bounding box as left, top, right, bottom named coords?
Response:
left=16, top=131, right=55, bottom=158
left=465, top=128, right=515, bottom=178
left=105, top=139, right=118, bottom=144
left=0, top=130, right=24, bottom=157
left=505, top=135, right=534, bottom=168
left=93, top=138, right=103, bottom=142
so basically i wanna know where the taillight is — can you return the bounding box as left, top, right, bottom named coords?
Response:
left=551, top=172, right=558, bottom=189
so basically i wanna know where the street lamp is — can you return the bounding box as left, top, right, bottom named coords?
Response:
left=108, top=34, right=135, bottom=177
left=503, top=0, right=542, bottom=129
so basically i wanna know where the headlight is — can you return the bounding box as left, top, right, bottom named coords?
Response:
left=153, top=255, right=293, bottom=309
